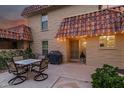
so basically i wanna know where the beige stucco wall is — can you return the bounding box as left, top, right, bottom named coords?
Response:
left=28, top=5, right=99, bottom=62
left=86, top=34, right=124, bottom=68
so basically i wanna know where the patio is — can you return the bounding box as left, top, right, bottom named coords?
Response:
left=0, top=63, right=96, bottom=88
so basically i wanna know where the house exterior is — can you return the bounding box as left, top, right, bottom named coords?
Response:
left=22, top=5, right=124, bottom=68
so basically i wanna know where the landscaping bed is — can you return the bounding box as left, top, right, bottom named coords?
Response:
left=91, top=64, right=124, bottom=88
left=0, top=48, right=35, bottom=70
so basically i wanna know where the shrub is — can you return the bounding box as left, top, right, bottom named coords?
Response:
left=23, top=48, right=35, bottom=59
left=91, top=64, right=124, bottom=88
left=0, top=51, right=11, bottom=70
left=0, top=49, right=35, bottom=70
left=0, top=54, right=6, bottom=70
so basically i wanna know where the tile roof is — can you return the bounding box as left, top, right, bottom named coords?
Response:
left=56, top=5, right=124, bottom=38
left=21, top=5, right=52, bottom=17
left=21, top=5, right=68, bottom=17
left=0, top=24, right=32, bottom=41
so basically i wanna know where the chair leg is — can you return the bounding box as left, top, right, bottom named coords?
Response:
left=34, top=73, right=48, bottom=81
left=8, top=76, right=27, bottom=85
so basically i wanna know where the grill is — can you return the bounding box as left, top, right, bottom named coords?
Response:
left=47, top=51, right=62, bottom=64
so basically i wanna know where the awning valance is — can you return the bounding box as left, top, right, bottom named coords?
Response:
left=0, top=24, right=32, bottom=41
left=56, top=5, right=124, bottom=38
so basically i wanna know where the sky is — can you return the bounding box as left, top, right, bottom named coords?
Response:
left=0, top=5, right=28, bottom=22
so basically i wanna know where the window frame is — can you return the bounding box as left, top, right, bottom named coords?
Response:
left=99, top=35, right=116, bottom=49
left=41, top=14, right=48, bottom=31
left=42, top=41, right=48, bottom=56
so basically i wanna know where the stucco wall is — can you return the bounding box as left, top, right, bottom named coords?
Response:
left=28, top=5, right=99, bottom=62
left=116, top=34, right=124, bottom=68
left=86, top=34, right=124, bottom=68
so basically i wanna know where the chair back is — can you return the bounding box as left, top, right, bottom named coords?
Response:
left=13, top=56, right=23, bottom=61
left=5, top=58, right=18, bottom=74
left=37, top=55, right=45, bottom=60
left=39, top=59, right=48, bottom=70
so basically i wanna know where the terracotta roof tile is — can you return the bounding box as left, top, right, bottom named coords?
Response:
left=0, top=24, right=32, bottom=41
left=56, top=5, right=124, bottom=38
left=21, top=5, right=51, bottom=17
left=21, top=5, right=68, bottom=17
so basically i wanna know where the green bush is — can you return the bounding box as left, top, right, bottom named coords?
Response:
left=0, top=55, right=6, bottom=70
left=91, top=64, right=124, bottom=88
left=0, top=49, right=35, bottom=70
left=23, top=48, right=35, bottom=59
left=0, top=51, right=11, bottom=70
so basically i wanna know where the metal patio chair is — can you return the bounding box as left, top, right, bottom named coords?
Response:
left=13, top=56, right=25, bottom=67
left=5, top=58, right=28, bottom=85
left=31, top=58, right=48, bottom=81
left=13, top=56, right=23, bottom=61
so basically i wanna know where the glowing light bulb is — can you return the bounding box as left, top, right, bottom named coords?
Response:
left=83, top=42, right=87, bottom=45
left=63, top=38, right=66, bottom=41
left=103, top=36, right=106, bottom=38
left=57, top=38, right=59, bottom=41
left=114, top=32, right=117, bottom=34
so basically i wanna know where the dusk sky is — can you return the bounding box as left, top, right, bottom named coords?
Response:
left=0, top=5, right=28, bottom=22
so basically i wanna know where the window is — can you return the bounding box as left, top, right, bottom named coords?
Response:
left=12, top=41, right=17, bottom=49
left=99, top=35, right=115, bottom=48
left=41, top=15, right=48, bottom=31
left=42, top=41, right=48, bottom=56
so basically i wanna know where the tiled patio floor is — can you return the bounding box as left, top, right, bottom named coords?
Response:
left=0, top=63, right=96, bottom=88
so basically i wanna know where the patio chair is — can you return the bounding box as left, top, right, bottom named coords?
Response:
left=5, top=58, right=28, bottom=85
left=13, top=56, right=23, bottom=61
left=33, top=54, right=46, bottom=65
left=35, top=53, right=45, bottom=60
left=13, top=56, right=24, bottom=67
left=31, top=58, right=48, bottom=81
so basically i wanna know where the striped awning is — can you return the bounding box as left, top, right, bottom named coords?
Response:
left=0, top=24, right=32, bottom=41
left=56, top=5, right=124, bottom=38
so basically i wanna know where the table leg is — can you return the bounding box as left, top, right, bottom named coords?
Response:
left=26, top=64, right=33, bottom=79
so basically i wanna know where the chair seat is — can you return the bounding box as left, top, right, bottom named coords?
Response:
left=31, top=66, right=46, bottom=73
left=10, top=68, right=27, bottom=76
left=31, top=62, right=40, bottom=67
